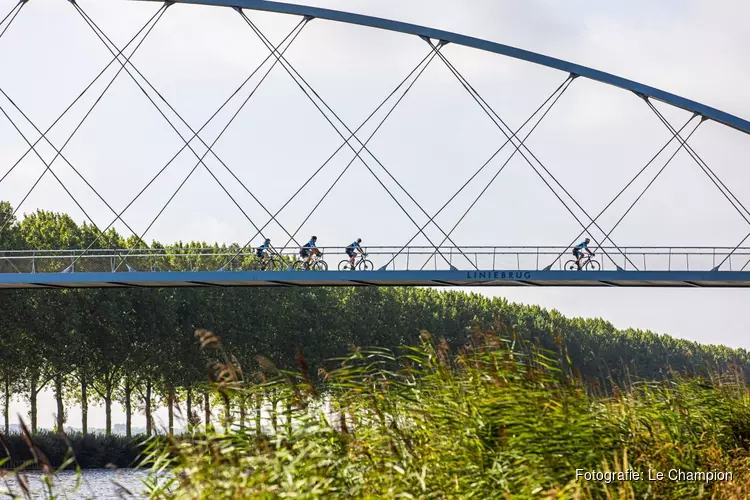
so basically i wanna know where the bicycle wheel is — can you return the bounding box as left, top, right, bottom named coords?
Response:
left=338, top=260, right=353, bottom=271
left=293, top=260, right=307, bottom=271
left=585, top=260, right=601, bottom=271
left=358, top=259, right=374, bottom=271
left=564, top=260, right=579, bottom=271
left=312, top=260, right=328, bottom=271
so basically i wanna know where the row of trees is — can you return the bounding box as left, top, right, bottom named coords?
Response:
left=1, top=202, right=749, bottom=437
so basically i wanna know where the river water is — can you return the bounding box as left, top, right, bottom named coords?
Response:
left=0, top=469, right=155, bottom=499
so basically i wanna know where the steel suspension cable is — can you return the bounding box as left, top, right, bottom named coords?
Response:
left=75, top=18, right=309, bottom=271
left=547, top=112, right=699, bottom=269
left=277, top=47, right=446, bottom=258
left=390, top=76, right=572, bottom=264
left=221, top=48, right=444, bottom=270
left=648, top=101, right=750, bottom=271
left=0, top=3, right=168, bottom=254
left=238, top=11, right=462, bottom=269
left=0, top=4, right=168, bottom=188
left=71, top=6, right=308, bottom=270
left=431, top=46, right=637, bottom=271
left=0, top=1, right=23, bottom=42
left=73, top=4, right=305, bottom=254
left=74, top=20, right=308, bottom=263
left=0, top=86, right=143, bottom=246
left=0, top=0, right=26, bottom=270
left=647, top=101, right=750, bottom=224
left=416, top=77, right=575, bottom=270
left=598, top=119, right=704, bottom=253
left=0, top=100, right=128, bottom=261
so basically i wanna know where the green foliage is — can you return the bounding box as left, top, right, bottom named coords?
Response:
left=140, top=330, right=750, bottom=499
left=1, top=201, right=750, bottom=442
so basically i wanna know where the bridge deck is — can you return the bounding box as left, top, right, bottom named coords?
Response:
left=2, top=247, right=749, bottom=288
left=0, top=270, right=749, bottom=289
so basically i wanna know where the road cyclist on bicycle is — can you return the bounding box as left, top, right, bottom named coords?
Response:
left=345, top=238, right=365, bottom=269
left=255, top=238, right=281, bottom=270
left=572, top=237, right=594, bottom=270
left=256, top=238, right=275, bottom=259
left=300, top=236, right=321, bottom=266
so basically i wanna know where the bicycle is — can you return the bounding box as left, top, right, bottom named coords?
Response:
left=338, top=252, right=374, bottom=271
left=255, top=254, right=287, bottom=271
left=565, top=253, right=600, bottom=271
left=293, top=252, right=328, bottom=271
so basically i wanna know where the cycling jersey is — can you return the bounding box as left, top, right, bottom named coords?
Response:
left=573, top=241, right=588, bottom=256
left=346, top=241, right=359, bottom=255
left=256, top=242, right=270, bottom=257
left=301, top=239, right=316, bottom=257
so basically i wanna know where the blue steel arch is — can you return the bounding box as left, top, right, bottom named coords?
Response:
left=139, top=0, right=750, bottom=136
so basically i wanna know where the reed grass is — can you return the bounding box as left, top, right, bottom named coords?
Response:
left=136, top=328, right=750, bottom=499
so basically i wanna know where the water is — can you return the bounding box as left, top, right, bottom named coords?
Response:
left=0, top=469, right=154, bottom=499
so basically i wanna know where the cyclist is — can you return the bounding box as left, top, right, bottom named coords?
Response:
left=256, top=238, right=273, bottom=259
left=300, top=236, right=320, bottom=265
left=572, top=237, right=594, bottom=270
left=345, top=238, right=364, bottom=269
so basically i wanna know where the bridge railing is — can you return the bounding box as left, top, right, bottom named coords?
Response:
left=1, top=246, right=749, bottom=274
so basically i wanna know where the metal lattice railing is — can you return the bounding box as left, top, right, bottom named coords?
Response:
left=1, top=246, right=749, bottom=274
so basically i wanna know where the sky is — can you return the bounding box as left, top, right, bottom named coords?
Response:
left=0, top=0, right=750, bottom=430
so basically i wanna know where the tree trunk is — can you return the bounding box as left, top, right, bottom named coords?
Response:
left=203, top=392, right=211, bottom=431
left=145, top=380, right=152, bottom=437
left=104, top=377, right=113, bottom=436
left=167, top=382, right=175, bottom=436
left=81, top=377, right=88, bottom=435
left=270, top=395, right=278, bottom=433
left=186, top=387, right=193, bottom=430
left=255, top=392, right=262, bottom=436
left=3, top=373, right=10, bottom=435
left=54, top=374, right=65, bottom=434
left=224, top=397, right=231, bottom=430
left=124, top=381, right=132, bottom=438
left=285, top=399, right=292, bottom=436
left=29, top=378, right=38, bottom=434
left=239, top=395, right=246, bottom=428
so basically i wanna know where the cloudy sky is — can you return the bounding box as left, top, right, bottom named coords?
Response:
left=1, top=0, right=749, bottom=429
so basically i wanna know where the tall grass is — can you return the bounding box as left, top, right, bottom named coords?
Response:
left=137, top=327, right=750, bottom=499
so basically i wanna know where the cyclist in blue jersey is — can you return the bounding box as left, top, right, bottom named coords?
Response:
left=300, top=236, right=320, bottom=265
left=345, top=238, right=364, bottom=268
left=572, top=237, right=594, bottom=270
left=256, top=238, right=273, bottom=259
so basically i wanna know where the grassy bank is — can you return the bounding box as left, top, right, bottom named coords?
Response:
left=136, top=328, right=750, bottom=499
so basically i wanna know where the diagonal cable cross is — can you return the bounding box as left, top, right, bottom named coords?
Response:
left=237, top=9, right=476, bottom=270
left=428, top=44, right=639, bottom=271
left=68, top=19, right=312, bottom=272
left=0, top=1, right=171, bottom=271
left=219, top=46, right=454, bottom=271
left=402, top=73, right=577, bottom=272
left=69, top=3, right=313, bottom=271
left=546, top=111, right=701, bottom=270
left=643, top=100, right=750, bottom=271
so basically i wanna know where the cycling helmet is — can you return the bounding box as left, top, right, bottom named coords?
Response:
left=585, top=238, right=591, bottom=243
left=265, top=238, right=271, bottom=243
left=312, top=236, right=318, bottom=241
left=357, top=238, right=362, bottom=243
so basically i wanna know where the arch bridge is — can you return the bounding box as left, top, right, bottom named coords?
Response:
left=0, top=0, right=748, bottom=288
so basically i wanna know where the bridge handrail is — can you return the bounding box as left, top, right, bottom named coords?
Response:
left=2, top=246, right=750, bottom=256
